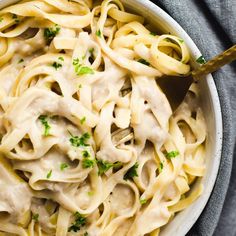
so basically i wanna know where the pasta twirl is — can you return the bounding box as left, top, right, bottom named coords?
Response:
left=0, top=0, right=206, bottom=235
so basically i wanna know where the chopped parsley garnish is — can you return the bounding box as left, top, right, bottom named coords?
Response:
left=166, top=150, right=180, bottom=159
left=80, top=116, right=86, bottom=124
left=159, top=162, right=164, bottom=173
left=124, top=162, right=139, bottom=180
left=60, top=163, right=69, bottom=171
left=178, top=38, right=184, bottom=43
left=12, top=14, right=19, bottom=23
left=68, top=212, right=86, bottom=232
left=77, top=66, right=94, bottom=75
left=84, top=232, right=89, bottom=236
left=97, top=159, right=114, bottom=176
left=32, top=213, right=39, bottom=222
left=150, top=32, right=157, bottom=36
left=87, top=191, right=93, bottom=196
left=0, top=17, right=3, bottom=23
left=44, top=25, right=60, bottom=43
left=58, top=56, right=64, bottom=61
left=96, top=29, right=102, bottom=37
left=140, top=198, right=147, bottom=205
left=82, top=150, right=90, bottom=158
left=73, top=58, right=94, bottom=76
left=82, top=158, right=95, bottom=169
left=46, top=169, right=52, bottom=179
left=89, top=48, right=94, bottom=55
left=18, top=58, right=24, bottom=63
left=138, top=59, right=150, bottom=66
left=52, top=61, right=62, bottom=70
left=196, top=55, right=206, bottom=64
left=39, top=115, right=51, bottom=136
left=78, top=84, right=82, bottom=89
left=69, top=131, right=90, bottom=147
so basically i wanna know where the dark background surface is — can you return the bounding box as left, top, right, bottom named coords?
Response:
left=151, top=0, right=236, bottom=235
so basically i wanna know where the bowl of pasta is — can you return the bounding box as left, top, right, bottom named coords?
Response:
left=0, top=0, right=222, bottom=235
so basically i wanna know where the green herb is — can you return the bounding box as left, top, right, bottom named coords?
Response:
left=32, top=213, right=39, bottom=222
left=87, top=191, right=93, bottom=196
left=78, top=84, right=82, bottom=89
left=69, top=132, right=90, bottom=147
left=46, top=169, right=52, bottom=179
left=68, top=212, right=86, bottom=232
left=82, top=150, right=90, bottom=158
left=84, top=232, right=89, bottom=236
left=0, top=17, right=3, bottom=23
left=60, top=163, right=69, bottom=171
left=76, top=66, right=94, bottom=75
left=124, top=162, right=139, bottom=180
left=58, top=56, right=64, bottom=61
left=150, top=32, right=157, bottom=36
left=166, top=150, right=179, bottom=159
left=97, top=159, right=114, bottom=176
left=39, top=115, right=51, bottom=136
left=73, top=58, right=94, bottom=76
left=44, top=25, right=60, bottom=42
left=159, top=162, right=163, bottom=173
left=73, top=58, right=80, bottom=65
left=12, top=14, right=19, bottom=23
left=89, top=48, right=94, bottom=55
left=137, top=59, right=150, bottom=66
left=80, top=116, right=86, bottom=125
left=140, top=198, right=147, bottom=205
left=52, top=61, right=62, bottom=70
left=196, top=55, right=206, bottom=64
left=82, top=158, right=95, bottom=169
left=96, top=29, right=102, bottom=37
left=178, top=38, right=184, bottom=43
left=18, top=58, right=24, bottom=63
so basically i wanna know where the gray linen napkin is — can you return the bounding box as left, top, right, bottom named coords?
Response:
left=151, top=0, right=236, bottom=235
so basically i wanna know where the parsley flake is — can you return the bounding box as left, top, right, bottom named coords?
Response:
left=68, top=212, right=86, bottom=232
left=46, top=169, right=52, bottom=179
left=138, top=59, right=150, bottom=66
left=82, top=158, right=95, bottom=169
left=12, top=14, right=19, bottom=23
left=77, top=66, right=94, bottom=75
left=150, top=32, right=157, bottom=36
left=60, top=163, right=69, bottom=171
left=178, top=38, right=184, bottom=43
left=140, top=198, right=147, bottom=205
left=159, top=162, right=164, bottom=173
left=58, top=56, right=64, bottom=61
left=196, top=55, right=206, bottom=64
left=96, top=29, right=102, bottom=37
left=44, top=25, right=60, bottom=43
left=80, top=116, right=86, bottom=124
left=52, top=61, right=62, bottom=70
left=0, top=17, right=3, bottom=23
left=84, top=232, right=89, bottom=236
left=82, top=150, right=90, bottom=158
left=18, top=58, right=24, bottom=63
left=124, top=162, right=139, bottom=180
left=32, top=213, right=39, bottom=222
left=72, top=58, right=94, bottom=76
left=166, top=150, right=179, bottom=159
left=39, top=115, right=51, bottom=136
left=97, top=159, right=114, bottom=176
left=69, top=131, right=90, bottom=147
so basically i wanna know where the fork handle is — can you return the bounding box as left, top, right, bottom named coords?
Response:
left=192, top=44, right=236, bottom=81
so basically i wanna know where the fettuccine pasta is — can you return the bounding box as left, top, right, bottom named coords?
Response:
left=0, top=0, right=206, bottom=235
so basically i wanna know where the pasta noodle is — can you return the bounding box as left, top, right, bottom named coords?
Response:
left=0, top=0, right=206, bottom=235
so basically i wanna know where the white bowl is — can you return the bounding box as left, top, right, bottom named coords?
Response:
left=121, top=0, right=223, bottom=235
left=0, top=0, right=223, bottom=235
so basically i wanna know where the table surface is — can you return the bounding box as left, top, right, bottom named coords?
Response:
left=152, top=0, right=236, bottom=235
